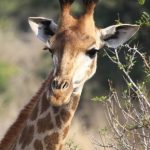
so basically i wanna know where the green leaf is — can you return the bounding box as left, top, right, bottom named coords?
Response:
left=91, top=96, right=108, bottom=103
left=138, top=0, right=145, bottom=5
left=99, top=127, right=108, bottom=135
left=127, top=83, right=132, bottom=88
left=136, top=11, right=150, bottom=26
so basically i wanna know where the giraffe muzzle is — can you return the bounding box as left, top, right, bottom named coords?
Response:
left=48, top=77, right=73, bottom=106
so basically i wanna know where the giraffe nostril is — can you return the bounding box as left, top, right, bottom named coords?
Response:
left=51, top=79, right=57, bottom=89
left=51, top=78, right=70, bottom=90
left=61, top=81, right=69, bottom=89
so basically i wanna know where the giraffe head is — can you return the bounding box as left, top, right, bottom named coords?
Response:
left=28, top=0, right=139, bottom=106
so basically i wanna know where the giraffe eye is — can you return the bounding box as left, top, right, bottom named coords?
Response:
left=86, top=48, right=99, bottom=58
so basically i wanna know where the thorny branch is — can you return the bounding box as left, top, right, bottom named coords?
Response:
left=94, top=44, right=150, bottom=150
left=104, top=45, right=150, bottom=107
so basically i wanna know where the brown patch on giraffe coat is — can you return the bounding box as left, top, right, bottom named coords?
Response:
left=19, top=125, right=34, bottom=149
left=30, top=102, right=39, bottom=121
left=40, top=92, right=50, bottom=114
left=63, top=125, right=69, bottom=139
left=60, top=109, right=71, bottom=122
left=56, top=115, right=62, bottom=128
left=37, top=113, right=54, bottom=133
left=34, top=139, right=43, bottom=150
left=45, top=144, right=56, bottom=150
left=44, top=132, right=59, bottom=150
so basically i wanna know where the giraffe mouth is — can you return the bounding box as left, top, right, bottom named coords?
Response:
left=47, top=84, right=74, bottom=106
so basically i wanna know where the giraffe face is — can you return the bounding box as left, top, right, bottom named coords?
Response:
left=47, top=28, right=99, bottom=106
left=28, top=0, right=139, bottom=106
left=51, top=28, right=98, bottom=87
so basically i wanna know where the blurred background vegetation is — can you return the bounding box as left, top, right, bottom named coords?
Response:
left=0, top=0, right=149, bottom=149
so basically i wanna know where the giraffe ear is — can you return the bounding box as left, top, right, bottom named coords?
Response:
left=101, top=24, right=139, bottom=48
left=28, top=17, right=58, bottom=43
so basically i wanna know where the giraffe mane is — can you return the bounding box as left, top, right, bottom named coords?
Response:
left=0, top=73, right=52, bottom=150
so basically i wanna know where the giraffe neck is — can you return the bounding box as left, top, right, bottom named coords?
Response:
left=0, top=73, right=53, bottom=150
left=14, top=83, right=81, bottom=150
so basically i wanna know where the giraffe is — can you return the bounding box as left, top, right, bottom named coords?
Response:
left=0, top=0, right=139, bottom=149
